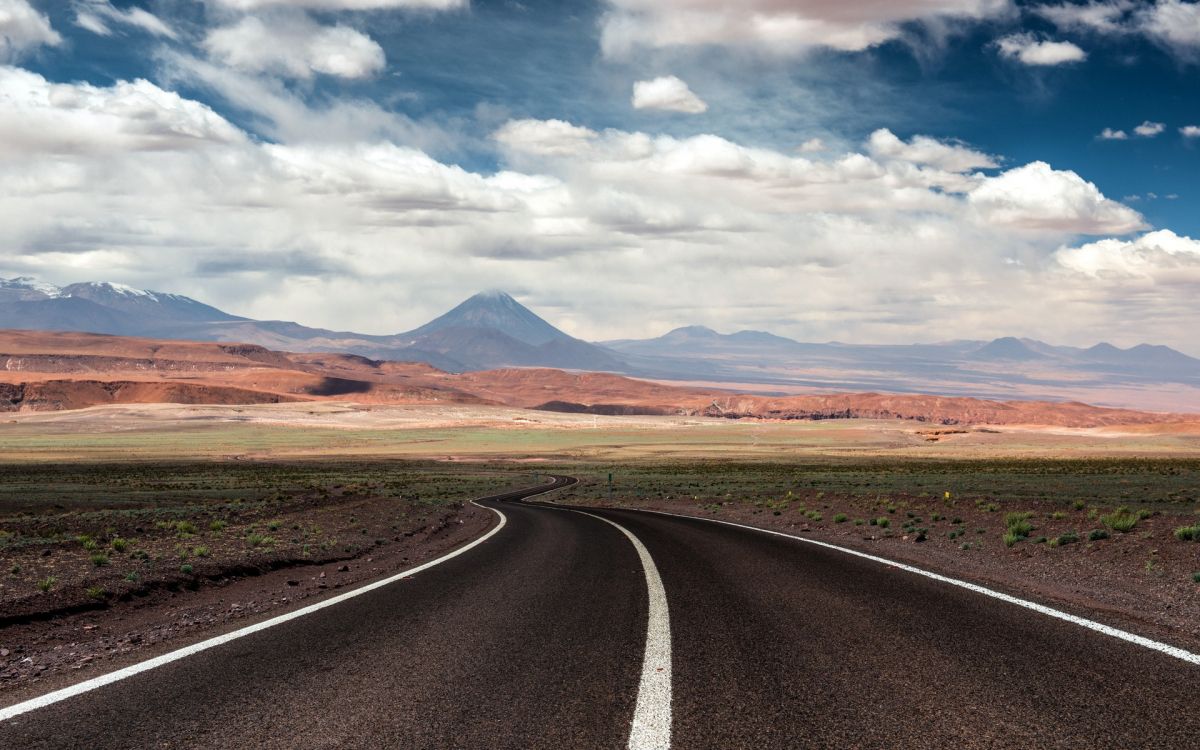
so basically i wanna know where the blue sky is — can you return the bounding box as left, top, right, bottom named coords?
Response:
left=25, top=0, right=1199, bottom=231
left=1, top=0, right=1199, bottom=350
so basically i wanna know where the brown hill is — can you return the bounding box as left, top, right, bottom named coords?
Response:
left=694, top=393, right=1173, bottom=428
left=0, top=330, right=1194, bottom=429
left=0, top=380, right=295, bottom=412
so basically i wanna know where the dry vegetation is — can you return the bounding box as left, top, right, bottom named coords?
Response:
left=0, top=462, right=514, bottom=624
left=554, top=458, right=1200, bottom=647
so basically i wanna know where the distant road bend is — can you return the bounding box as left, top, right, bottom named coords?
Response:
left=2, top=474, right=1199, bottom=749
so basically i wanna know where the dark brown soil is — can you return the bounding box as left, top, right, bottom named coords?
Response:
left=0, top=499, right=493, bottom=699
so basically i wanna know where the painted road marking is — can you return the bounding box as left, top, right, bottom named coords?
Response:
left=635, top=508, right=1200, bottom=667
left=0, top=497, right=519, bottom=723
left=571, top=510, right=673, bottom=750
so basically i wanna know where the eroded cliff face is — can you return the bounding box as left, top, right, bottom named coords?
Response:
left=0, top=380, right=295, bottom=412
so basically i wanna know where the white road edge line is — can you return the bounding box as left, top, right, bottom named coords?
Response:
left=569, top=510, right=672, bottom=750
left=0, top=497, right=517, bottom=723
left=632, top=507, right=1200, bottom=667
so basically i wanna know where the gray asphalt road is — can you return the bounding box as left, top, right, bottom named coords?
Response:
left=2, top=476, right=1198, bottom=749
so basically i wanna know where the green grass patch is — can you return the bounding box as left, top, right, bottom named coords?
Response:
left=1101, top=507, right=1140, bottom=533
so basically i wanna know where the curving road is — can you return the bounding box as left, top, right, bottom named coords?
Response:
left=2, top=475, right=1199, bottom=749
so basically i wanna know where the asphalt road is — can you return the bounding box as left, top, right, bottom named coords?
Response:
left=2, top=475, right=1198, bottom=749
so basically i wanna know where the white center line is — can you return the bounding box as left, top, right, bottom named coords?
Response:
left=571, top=510, right=672, bottom=750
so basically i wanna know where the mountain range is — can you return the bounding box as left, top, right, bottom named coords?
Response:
left=2, top=276, right=1199, bottom=412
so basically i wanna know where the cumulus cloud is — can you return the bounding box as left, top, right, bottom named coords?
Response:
left=0, top=0, right=61, bottom=60
left=632, top=75, right=708, bottom=114
left=797, top=137, right=825, bottom=153
left=867, top=128, right=997, bottom=172
left=493, top=118, right=599, bottom=157
left=600, top=0, right=1014, bottom=56
left=967, top=161, right=1145, bottom=234
left=995, top=33, right=1087, bottom=65
left=1, top=65, right=1187, bottom=351
left=1182, top=125, right=1200, bottom=137
left=73, top=1, right=177, bottom=39
left=203, top=15, right=385, bottom=79
left=0, top=65, right=244, bottom=155
left=1098, top=127, right=1128, bottom=140
left=1134, top=120, right=1165, bottom=137
left=1056, top=229, right=1200, bottom=279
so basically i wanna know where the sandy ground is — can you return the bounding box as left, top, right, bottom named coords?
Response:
left=2, top=402, right=1200, bottom=461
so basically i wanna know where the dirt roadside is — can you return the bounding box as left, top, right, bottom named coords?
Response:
left=0, top=501, right=494, bottom=702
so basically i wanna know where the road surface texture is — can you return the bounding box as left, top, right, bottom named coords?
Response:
left=2, top=475, right=1198, bottom=749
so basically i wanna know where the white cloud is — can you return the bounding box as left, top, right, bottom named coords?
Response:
left=1134, top=120, right=1165, bottom=137
left=1056, top=229, right=1200, bottom=278
left=1139, top=0, right=1200, bottom=55
left=161, top=53, right=454, bottom=150
left=797, top=137, right=825, bottom=153
left=995, top=33, right=1087, bottom=65
left=0, top=0, right=61, bottom=60
left=203, top=15, right=385, bottom=80
left=72, top=1, right=177, bottom=39
left=1098, top=122, right=1167, bottom=139
left=968, top=161, right=1145, bottom=234
left=74, top=12, right=109, bottom=35
left=3, top=66, right=1193, bottom=353
left=213, top=0, right=466, bottom=8
left=600, top=0, right=1014, bottom=56
left=867, top=128, right=997, bottom=172
left=1035, top=1, right=1134, bottom=33
left=0, top=65, right=244, bottom=155
left=1037, top=1, right=1200, bottom=59
left=1182, top=125, right=1200, bottom=137
left=632, top=75, right=708, bottom=114
left=493, top=118, right=599, bottom=157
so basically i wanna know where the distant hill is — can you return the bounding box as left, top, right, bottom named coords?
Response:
left=1, top=276, right=1198, bottom=411
left=1, top=329, right=1194, bottom=428
left=61, top=282, right=243, bottom=324
left=393, top=291, right=626, bottom=371
left=403, top=290, right=568, bottom=347
left=970, top=337, right=1046, bottom=361
left=0, top=278, right=241, bottom=337
left=606, top=325, right=804, bottom=355
left=0, top=278, right=625, bottom=374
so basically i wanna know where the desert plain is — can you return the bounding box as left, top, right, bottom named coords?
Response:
left=2, top=394, right=1200, bottom=702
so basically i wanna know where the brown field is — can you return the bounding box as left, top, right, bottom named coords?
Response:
left=1, top=402, right=1200, bottom=464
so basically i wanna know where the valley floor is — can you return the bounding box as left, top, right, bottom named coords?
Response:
left=2, top=404, right=1199, bottom=701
